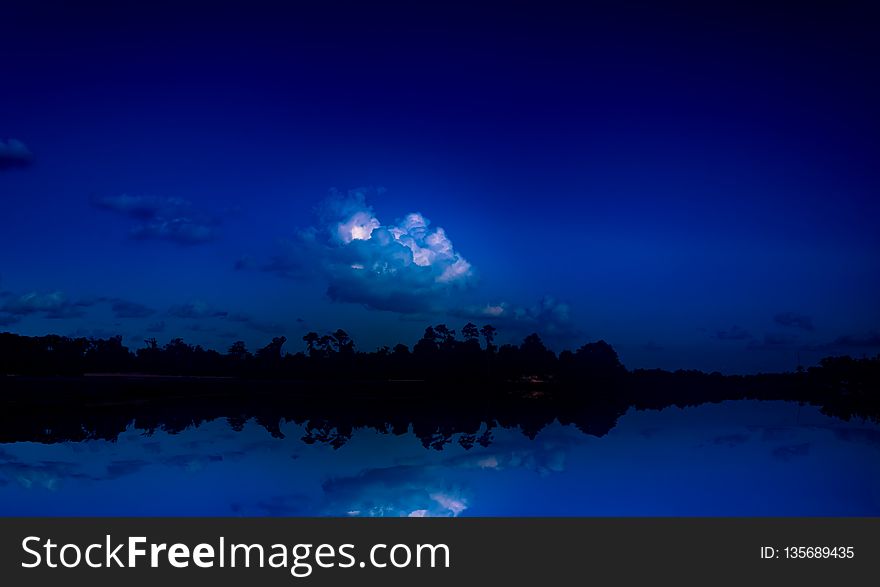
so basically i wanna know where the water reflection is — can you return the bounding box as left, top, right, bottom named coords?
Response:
left=1, top=400, right=878, bottom=516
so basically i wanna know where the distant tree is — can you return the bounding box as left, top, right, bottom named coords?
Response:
left=303, top=332, right=319, bottom=356
left=333, top=329, right=355, bottom=355
left=559, top=340, right=625, bottom=384
left=84, top=335, right=132, bottom=373
left=413, top=326, right=439, bottom=355
left=257, top=336, right=287, bottom=360
left=518, top=333, right=556, bottom=377
left=164, top=338, right=193, bottom=355
left=573, top=340, right=622, bottom=371
left=227, top=340, right=249, bottom=360
left=462, top=322, right=479, bottom=341
left=480, top=324, right=497, bottom=350
left=434, top=324, right=456, bottom=349
left=318, top=334, right=335, bottom=356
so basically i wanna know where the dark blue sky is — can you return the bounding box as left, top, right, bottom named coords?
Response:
left=1, top=1, right=879, bottom=372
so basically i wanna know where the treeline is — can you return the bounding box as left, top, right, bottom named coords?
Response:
left=0, top=326, right=878, bottom=420
left=0, top=323, right=628, bottom=383
left=1, top=326, right=879, bottom=441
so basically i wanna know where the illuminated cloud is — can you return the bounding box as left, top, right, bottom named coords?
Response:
left=268, top=189, right=475, bottom=313
left=321, top=464, right=469, bottom=517
left=253, top=190, right=576, bottom=341
left=428, top=492, right=468, bottom=516
left=328, top=190, right=473, bottom=285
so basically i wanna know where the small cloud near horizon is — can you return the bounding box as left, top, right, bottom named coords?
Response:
left=774, top=312, right=814, bottom=331
left=804, top=331, right=880, bottom=352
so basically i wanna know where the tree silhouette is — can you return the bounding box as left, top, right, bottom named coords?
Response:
left=480, top=324, right=497, bottom=351
left=434, top=324, right=456, bottom=350
left=414, top=326, right=439, bottom=355
left=333, top=329, right=354, bottom=355
left=303, top=332, right=319, bottom=357
left=257, top=336, right=287, bottom=360
left=228, top=341, right=249, bottom=360
left=0, top=327, right=876, bottom=434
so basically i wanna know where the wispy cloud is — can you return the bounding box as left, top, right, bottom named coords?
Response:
left=0, top=291, right=94, bottom=319
left=714, top=326, right=752, bottom=341
left=0, top=313, right=20, bottom=327
left=145, top=321, right=166, bottom=333
left=167, top=301, right=228, bottom=319
left=805, top=331, right=880, bottom=352
left=110, top=299, right=155, bottom=319
left=0, top=138, right=32, bottom=170
left=747, top=332, right=798, bottom=350
left=774, top=312, right=814, bottom=331
left=452, top=296, right=577, bottom=343
left=226, top=312, right=286, bottom=334
left=94, top=194, right=218, bottom=244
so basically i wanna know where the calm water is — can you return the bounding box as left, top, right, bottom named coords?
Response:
left=1, top=400, right=878, bottom=516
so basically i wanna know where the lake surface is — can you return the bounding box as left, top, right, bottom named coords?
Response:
left=1, top=400, right=878, bottom=516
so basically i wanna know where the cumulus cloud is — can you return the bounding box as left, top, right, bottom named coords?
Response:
left=265, top=189, right=475, bottom=313
left=0, top=138, right=32, bottom=170
left=774, top=312, right=814, bottom=331
left=250, top=189, right=577, bottom=342
left=94, top=194, right=218, bottom=244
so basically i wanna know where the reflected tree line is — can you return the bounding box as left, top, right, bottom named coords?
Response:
left=0, top=326, right=877, bottom=448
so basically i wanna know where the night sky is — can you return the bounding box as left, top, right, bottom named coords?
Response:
left=1, top=1, right=879, bottom=373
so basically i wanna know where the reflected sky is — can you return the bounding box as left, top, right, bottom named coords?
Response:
left=1, top=400, right=878, bottom=516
